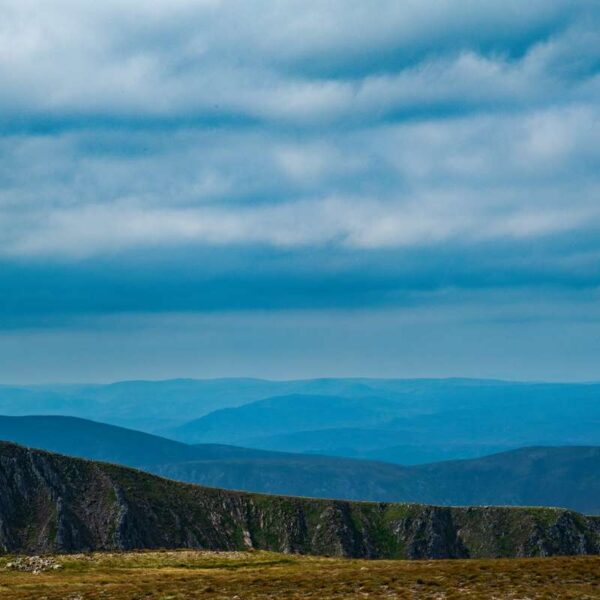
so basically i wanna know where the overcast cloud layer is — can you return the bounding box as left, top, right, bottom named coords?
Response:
left=1, top=1, right=599, bottom=380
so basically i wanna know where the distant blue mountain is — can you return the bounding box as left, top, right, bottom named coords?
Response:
left=2, top=378, right=599, bottom=463
left=165, top=381, right=600, bottom=462
left=0, top=377, right=524, bottom=431
left=0, top=378, right=275, bottom=430
left=166, top=394, right=403, bottom=443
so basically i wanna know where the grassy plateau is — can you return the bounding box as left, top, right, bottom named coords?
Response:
left=0, top=550, right=599, bottom=600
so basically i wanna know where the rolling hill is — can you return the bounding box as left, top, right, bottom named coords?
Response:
left=0, top=415, right=277, bottom=466
left=1, top=441, right=599, bottom=559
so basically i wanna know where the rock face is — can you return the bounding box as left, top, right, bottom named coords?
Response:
left=0, top=442, right=598, bottom=559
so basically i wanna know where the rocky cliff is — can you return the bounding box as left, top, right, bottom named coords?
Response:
left=1, top=442, right=598, bottom=559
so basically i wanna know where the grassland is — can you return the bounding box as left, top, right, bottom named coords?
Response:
left=0, top=550, right=599, bottom=599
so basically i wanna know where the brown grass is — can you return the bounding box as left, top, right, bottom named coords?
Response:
left=0, top=550, right=599, bottom=599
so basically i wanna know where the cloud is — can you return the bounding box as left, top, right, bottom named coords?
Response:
left=1, top=102, right=598, bottom=258
left=6, top=195, right=598, bottom=258
left=0, top=0, right=599, bottom=331
left=0, top=0, right=598, bottom=124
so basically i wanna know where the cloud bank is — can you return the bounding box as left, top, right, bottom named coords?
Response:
left=0, top=0, right=599, bottom=370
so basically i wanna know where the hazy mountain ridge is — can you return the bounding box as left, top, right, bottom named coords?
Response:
left=5, top=377, right=599, bottom=441
left=0, top=379, right=272, bottom=431
left=164, top=381, right=600, bottom=464
left=167, top=394, right=404, bottom=443
left=1, top=441, right=599, bottom=559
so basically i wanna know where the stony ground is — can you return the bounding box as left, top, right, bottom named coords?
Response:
left=0, top=550, right=599, bottom=599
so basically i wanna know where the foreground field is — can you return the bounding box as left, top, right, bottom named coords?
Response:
left=0, top=550, right=599, bottom=600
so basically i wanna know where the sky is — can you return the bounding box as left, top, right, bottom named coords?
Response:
left=1, top=0, right=600, bottom=383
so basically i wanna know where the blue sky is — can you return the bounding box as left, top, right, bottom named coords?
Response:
left=1, top=1, right=600, bottom=382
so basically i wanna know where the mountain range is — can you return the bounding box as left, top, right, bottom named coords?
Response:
left=2, top=378, right=597, bottom=465
left=1, top=415, right=599, bottom=514
left=164, top=382, right=600, bottom=465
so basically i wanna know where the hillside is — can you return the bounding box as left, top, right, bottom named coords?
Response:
left=1, top=441, right=599, bottom=559
left=0, top=415, right=273, bottom=467
left=151, top=446, right=600, bottom=515
left=1, top=415, right=600, bottom=513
